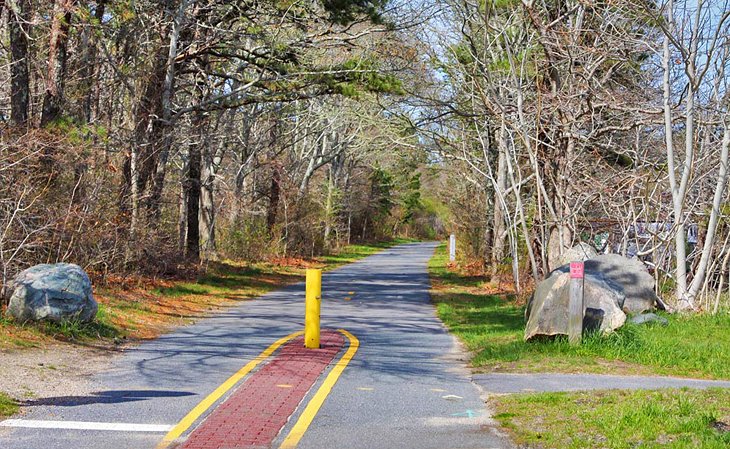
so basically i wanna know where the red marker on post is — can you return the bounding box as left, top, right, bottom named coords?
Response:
left=568, top=261, right=585, bottom=345
left=570, top=262, right=584, bottom=279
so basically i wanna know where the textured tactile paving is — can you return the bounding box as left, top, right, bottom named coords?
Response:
left=180, top=331, right=344, bottom=449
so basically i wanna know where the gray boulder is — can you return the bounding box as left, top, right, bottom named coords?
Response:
left=559, top=242, right=599, bottom=267
left=525, top=270, right=626, bottom=340
left=583, top=254, right=658, bottom=314
left=7, top=263, right=97, bottom=323
left=525, top=254, right=659, bottom=340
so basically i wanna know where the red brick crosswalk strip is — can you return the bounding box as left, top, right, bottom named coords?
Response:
left=179, top=331, right=345, bottom=449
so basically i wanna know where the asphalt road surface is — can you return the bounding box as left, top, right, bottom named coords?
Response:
left=0, top=242, right=513, bottom=449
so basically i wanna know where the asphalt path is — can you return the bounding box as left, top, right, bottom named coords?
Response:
left=0, top=242, right=513, bottom=449
left=473, top=373, right=730, bottom=394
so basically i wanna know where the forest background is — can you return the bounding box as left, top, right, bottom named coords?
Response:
left=1, top=0, right=729, bottom=314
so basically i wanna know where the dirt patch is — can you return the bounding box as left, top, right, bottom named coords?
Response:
left=0, top=343, right=122, bottom=404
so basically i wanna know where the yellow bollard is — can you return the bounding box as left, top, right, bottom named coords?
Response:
left=304, top=269, right=322, bottom=349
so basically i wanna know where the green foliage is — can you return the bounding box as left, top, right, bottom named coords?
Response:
left=478, top=0, right=521, bottom=11
left=331, top=58, right=405, bottom=98
left=430, top=243, right=730, bottom=379
left=108, top=0, right=136, bottom=25
left=45, top=117, right=109, bottom=145
left=218, top=217, right=276, bottom=261
left=0, top=393, right=18, bottom=419
left=369, top=166, right=395, bottom=220
left=320, top=0, right=389, bottom=25
left=451, top=43, right=475, bottom=66
left=37, top=307, right=120, bottom=342
left=495, top=388, right=730, bottom=448
left=154, top=283, right=212, bottom=297
left=400, top=173, right=422, bottom=224
left=421, top=196, right=451, bottom=223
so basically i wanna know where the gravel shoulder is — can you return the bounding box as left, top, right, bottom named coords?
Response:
left=0, top=343, right=121, bottom=404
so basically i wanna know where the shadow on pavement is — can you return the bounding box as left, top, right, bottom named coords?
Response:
left=21, top=389, right=196, bottom=407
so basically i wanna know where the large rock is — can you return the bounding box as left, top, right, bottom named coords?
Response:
left=583, top=254, right=658, bottom=314
left=525, top=270, right=626, bottom=340
left=525, top=254, right=659, bottom=340
left=7, top=263, right=97, bottom=323
left=559, top=243, right=599, bottom=266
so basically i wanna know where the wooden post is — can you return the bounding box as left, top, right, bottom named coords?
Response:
left=449, top=234, right=456, bottom=262
left=568, top=262, right=585, bottom=345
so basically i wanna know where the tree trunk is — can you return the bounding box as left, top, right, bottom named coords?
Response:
left=323, top=166, right=335, bottom=247
left=9, top=0, right=31, bottom=127
left=41, top=0, right=76, bottom=127
left=79, top=0, right=107, bottom=123
left=130, top=146, right=140, bottom=234
left=147, top=0, right=189, bottom=222
left=185, top=140, right=201, bottom=261
left=122, top=42, right=167, bottom=220
left=199, top=147, right=217, bottom=257
left=687, top=120, right=730, bottom=301
left=490, top=122, right=508, bottom=276
left=267, top=166, right=281, bottom=233
left=178, top=164, right=188, bottom=253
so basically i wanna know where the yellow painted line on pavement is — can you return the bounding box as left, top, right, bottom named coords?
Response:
left=157, top=331, right=303, bottom=449
left=279, top=329, right=359, bottom=449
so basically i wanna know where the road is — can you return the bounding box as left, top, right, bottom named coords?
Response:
left=0, top=242, right=513, bottom=449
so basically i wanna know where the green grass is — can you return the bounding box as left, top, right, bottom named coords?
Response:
left=429, top=243, right=730, bottom=379
left=154, top=283, right=212, bottom=297
left=494, top=388, right=730, bottom=448
left=0, top=392, right=18, bottom=418
left=1, top=304, right=121, bottom=344
left=37, top=307, right=120, bottom=341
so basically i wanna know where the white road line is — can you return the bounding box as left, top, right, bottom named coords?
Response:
left=0, top=420, right=173, bottom=432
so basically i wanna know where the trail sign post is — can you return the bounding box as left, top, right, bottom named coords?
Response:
left=449, top=234, right=456, bottom=262
left=568, top=262, right=585, bottom=345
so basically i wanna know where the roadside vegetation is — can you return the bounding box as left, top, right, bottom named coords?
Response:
left=429, top=243, right=730, bottom=380
left=0, top=240, right=410, bottom=349
left=494, top=389, right=730, bottom=449
left=431, top=242, right=730, bottom=447
left=0, top=393, right=18, bottom=419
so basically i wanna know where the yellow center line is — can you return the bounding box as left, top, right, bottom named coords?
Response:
left=156, top=331, right=303, bottom=449
left=279, top=329, right=359, bottom=449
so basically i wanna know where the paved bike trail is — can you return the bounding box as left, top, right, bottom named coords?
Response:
left=0, top=242, right=512, bottom=449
